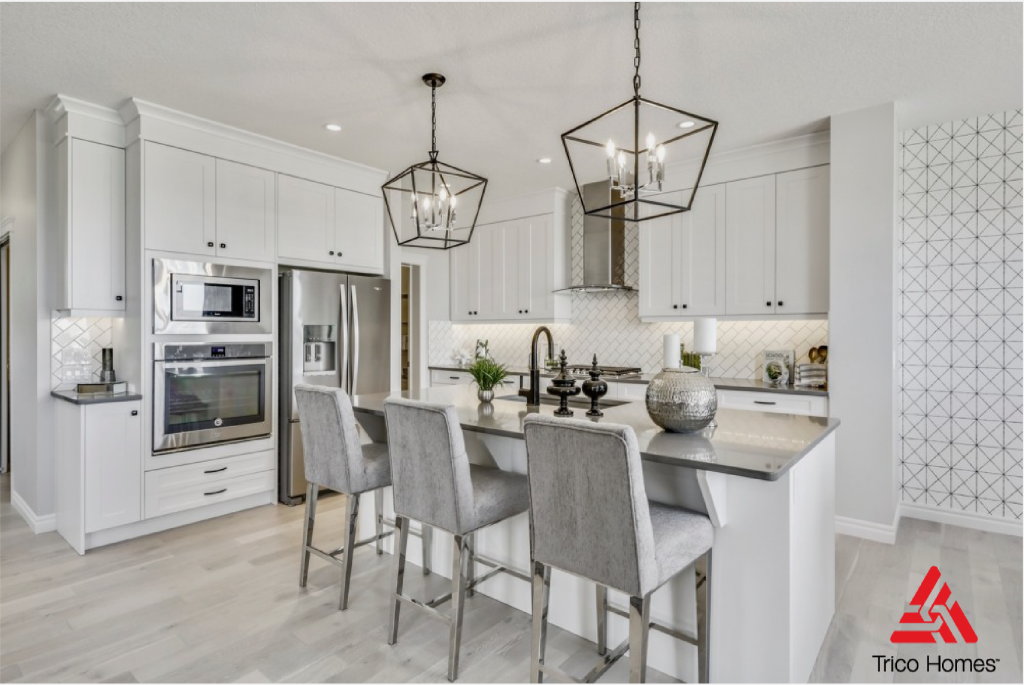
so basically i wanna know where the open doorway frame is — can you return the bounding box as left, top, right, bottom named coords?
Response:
left=0, top=217, right=12, bottom=474
left=400, top=257, right=429, bottom=391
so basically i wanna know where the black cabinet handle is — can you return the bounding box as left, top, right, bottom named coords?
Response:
left=777, top=301, right=783, bottom=306
left=115, top=295, right=123, bottom=301
left=449, top=376, right=459, bottom=380
left=204, top=466, right=228, bottom=474
left=204, top=488, right=227, bottom=496
left=130, top=410, right=138, bottom=416
left=220, top=243, right=226, bottom=249
left=207, top=241, right=214, bottom=248
left=754, top=400, right=777, bottom=406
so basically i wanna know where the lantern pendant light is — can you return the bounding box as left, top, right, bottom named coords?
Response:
left=562, top=3, right=719, bottom=222
left=382, top=73, right=488, bottom=250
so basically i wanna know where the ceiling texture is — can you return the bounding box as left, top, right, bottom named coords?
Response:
left=2, top=2, right=1021, bottom=199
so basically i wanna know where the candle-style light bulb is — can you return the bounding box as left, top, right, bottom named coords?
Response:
left=656, top=144, right=666, bottom=162
left=646, top=132, right=656, bottom=152
left=606, top=139, right=616, bottom=158
left=606, top=139, right=618, bottom=185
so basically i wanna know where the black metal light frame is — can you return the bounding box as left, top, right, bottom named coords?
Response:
left=382, top=74, right=488, bottom=250
left=561, top=3, right=719, bottom=222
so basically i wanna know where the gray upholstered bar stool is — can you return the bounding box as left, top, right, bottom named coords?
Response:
left=383, top=396, right=531, bottom=682
left=523, top=414, right=714, bottom=684
left=294, top=385, right=431, bottom=611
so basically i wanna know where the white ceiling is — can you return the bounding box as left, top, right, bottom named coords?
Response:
left=2, top=2, right=1021, bottom=199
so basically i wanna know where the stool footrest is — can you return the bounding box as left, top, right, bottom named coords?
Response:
left=471, top=553, right=531, bottom=583
left=605, top=606, right=698, bottom=647
left=382, top=517, right=428, bottom=539
left=538, top=635, right=630, bottom=684
left=305, top=529, right=394, bottom=567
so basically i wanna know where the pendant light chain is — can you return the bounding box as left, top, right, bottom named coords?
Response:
left=633, top=2, right=641, bottom=96
left=430, top=82, right=438, bottom=156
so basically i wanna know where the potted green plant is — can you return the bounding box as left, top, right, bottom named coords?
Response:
left=468, top=358, right=508, bottom=403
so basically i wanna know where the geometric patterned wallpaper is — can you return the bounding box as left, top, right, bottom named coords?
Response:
left=897, top=109, right=1023, bottom=521
left=430, top=195, right=829, bottom=380
left=50, top=316, right=114, bottom=388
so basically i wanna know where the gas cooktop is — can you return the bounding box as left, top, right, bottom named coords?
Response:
left=560, top=364, right=642, bottom=379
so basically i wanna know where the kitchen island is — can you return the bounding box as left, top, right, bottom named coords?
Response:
left=352, top=385, right=839, bottom=683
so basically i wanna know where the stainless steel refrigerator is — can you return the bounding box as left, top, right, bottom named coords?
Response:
left=279, top=269, right=391, bottom=504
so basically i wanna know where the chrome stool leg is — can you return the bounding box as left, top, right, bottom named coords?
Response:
left=530, top=561, right=552, bottom=684
left=628, top=594, right=651, bottom=683
left=298, top=482, right=318, bottom=587
left=338, top=493, right=360, bottom=610
left=448, top=534, right=469, bottom=682
left=374, top=488, right=385, bottom=555
left=596, top=584, right=608, bottom=656
left=422, top=524, right=433, bottom=575
left=465, top=533, right=476, bottom=598
left=387, top=516, right=410, bottom=645
left=697, top=549, right=711, bottom=683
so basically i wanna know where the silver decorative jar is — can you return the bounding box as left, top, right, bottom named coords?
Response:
left=645, top=367, right=718, bottom=433
left=477, top=388, right=494, bottom=403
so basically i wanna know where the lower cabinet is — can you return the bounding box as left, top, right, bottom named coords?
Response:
left=716, top=389, right=828, bottom=418
left=144, top=450, right=276, bottom=518
left=56, top=399, right=143, bottom=554
left=430, top=369, right=473, bottom=386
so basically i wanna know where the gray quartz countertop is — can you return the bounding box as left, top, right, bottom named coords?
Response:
left=51, top=389, right=144, bottom=405
left=428, top=365, right=828, bottom=397
left=351, top=384, right=839, bottom=481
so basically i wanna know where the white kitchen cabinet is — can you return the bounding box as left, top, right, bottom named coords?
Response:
left=215, top=159, right=276, bottom=262
left=639, top=184, right=726, bottom=319
left=725, top=175, right=777, bottom=316
left=55, top=398, right=143, bottom=554
left=144, top=142, right=216, bottom=256
left=277, top=174, right=335, bottom=264
left=717, top=389, right=828, bottom=418
left=144, top=450, right=275, bottom=518
left=430, top=369, right=473, bottom=386
left=451, top=234, right=483, bottom=320
left=335, top=188, right=384, bottom=273
left=775, top=167, right=830, bottom=315
left=55, top=138, right=126, bottom=316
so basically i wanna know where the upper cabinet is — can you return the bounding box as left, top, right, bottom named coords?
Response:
left=215, top=159, right=276, bottom=262
left=640, top=184, right=726, bottom=318
left=277, top=174, right=384, bottom=274
left=55, top=138, right=126, bottom=316
left=144, top=142, right=216, bottom=257
left=450, top=191, right=570, bottom=324
left=639, top=165, right=829, bottom=320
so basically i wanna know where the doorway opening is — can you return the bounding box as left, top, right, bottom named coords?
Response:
left=1, top=230, right=10, bottom=474
left=400, top=263, right=423, bottom=391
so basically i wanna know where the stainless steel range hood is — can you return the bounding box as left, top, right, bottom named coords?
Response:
left=556, top=180, right=635, bottom=293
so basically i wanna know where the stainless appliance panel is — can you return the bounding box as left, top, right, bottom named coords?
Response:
left=153, top=258, right=273, bottom=334
left=350, top=275, right=392, bottom=397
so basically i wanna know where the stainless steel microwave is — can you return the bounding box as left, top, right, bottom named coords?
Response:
left=154, top=258, right=272, bottom=334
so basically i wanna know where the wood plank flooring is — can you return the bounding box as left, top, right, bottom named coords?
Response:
left=1, top=473, right=1020, bottom=683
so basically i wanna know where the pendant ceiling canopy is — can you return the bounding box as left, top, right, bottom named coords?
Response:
left=382, top=73, right=488, bottom=250
left=562, top=3, right=719, bottom=223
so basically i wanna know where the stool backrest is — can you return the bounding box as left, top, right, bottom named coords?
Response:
left=523, top=414, right=657, bottom=597
left=294, top=384, right=367, bottom=494
left=383, top=397, right=474, bottom=533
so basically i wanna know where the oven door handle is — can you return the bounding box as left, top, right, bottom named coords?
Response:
left=157, top=358, right=270, bottom=372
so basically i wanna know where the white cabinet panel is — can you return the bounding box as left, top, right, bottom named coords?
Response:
left=476, top=226, right=501, bottom=320
left=494, top=220, right=522, bottom=319
left=277, top=174, right=336, bottom=264
left=145, top=469, right=275, bottom=519
left=775, top=167, right=830, bottom=315
left=726, top=175, right=777, bottom=316
left=57, top=138, right=126, bottom=314
left=717, top=389, right=828, bottom=418
left=215, top=159, right=275, bottom=262
left=83, top=402, right=142, bottom=533
left=431, top=370, right=473, bottom=386
left=335, top=188, right=384, bottom=273
left=680, top=184, right=726, bottom=316
left=639, top=196, right=681, bottom=317
left=144, top=142, right=216, bottom=256
left=523, top=215, right=555, bottom=320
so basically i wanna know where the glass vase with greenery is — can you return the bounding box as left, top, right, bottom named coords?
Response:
left=468, top=358, right=508, bottom=403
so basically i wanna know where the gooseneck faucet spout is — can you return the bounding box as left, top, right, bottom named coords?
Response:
left=518, top=326, right=554, bottom=406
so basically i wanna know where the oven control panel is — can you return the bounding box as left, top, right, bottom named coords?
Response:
left=154, top=342, right=272, bottom=361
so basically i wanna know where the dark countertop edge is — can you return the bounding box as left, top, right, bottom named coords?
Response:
left=351, top=402, right=841, bottom=482
left=51, top=389, right=144, bottom=405
left=428, top=365, right=828, bottom=397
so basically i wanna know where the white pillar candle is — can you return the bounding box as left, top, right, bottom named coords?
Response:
left=694, top=318, right=718, bottom=355
left=663, top=333, right=681, bottom=369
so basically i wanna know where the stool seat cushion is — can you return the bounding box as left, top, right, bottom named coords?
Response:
left=468, top=464, right=529, bottom=533
left=648, top=501, right=715, bottom=586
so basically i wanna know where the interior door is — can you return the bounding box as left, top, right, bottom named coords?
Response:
left=277, top=175, right=335, bottom=264
left=216, top=159, right=276, bottom=262
left=775, top=166, right=830, bottom=314
left=725, top=175, right=777, bottom=315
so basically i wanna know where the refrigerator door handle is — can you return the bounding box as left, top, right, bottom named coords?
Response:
left=339, top=283, right=351, bottom=394
left=350, top=284, right=359, bottom=396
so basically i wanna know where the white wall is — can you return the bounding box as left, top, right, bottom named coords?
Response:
left=829, top=102, right=899, bottom=530
left=0, top=111, right=55, bottom=526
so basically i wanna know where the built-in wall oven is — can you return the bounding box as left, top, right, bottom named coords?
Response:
left=153, top=258, right=272, bottom=335
left=153, top=342, right=273, bottom=453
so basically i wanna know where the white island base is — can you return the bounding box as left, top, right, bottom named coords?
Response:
left=355, top=421, right=836, bottom=683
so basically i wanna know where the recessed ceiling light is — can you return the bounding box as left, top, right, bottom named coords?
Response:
left=324, top=123, right=342, bottom=132
left=537, top=157, right=552, bottom=164
left=677, top=120, right=695, bottom=129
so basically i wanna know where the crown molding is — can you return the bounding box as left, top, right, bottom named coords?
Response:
left=44, top=94, right=126, bottom=148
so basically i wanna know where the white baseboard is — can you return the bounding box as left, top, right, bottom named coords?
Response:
left=10, top=489, right=56, bottom=534
left=900, top=502, right=1023, bottom=538
left=835, top=511, right=899, bottom=544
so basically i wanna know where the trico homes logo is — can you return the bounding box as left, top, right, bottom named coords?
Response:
left=890, top=565, right=977, bottom=644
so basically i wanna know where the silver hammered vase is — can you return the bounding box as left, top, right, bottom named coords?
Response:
left=645, top=367, right=718, bottom=433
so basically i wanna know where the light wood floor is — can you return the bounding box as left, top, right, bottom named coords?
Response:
left=1, top=473, right=1020, bottom=683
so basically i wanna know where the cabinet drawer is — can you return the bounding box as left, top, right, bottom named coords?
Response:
left=616, top=383, right=648, bottom=402
left=145, top=469, right=275, bottom=519
left=717, top=390, right=828, bottom=418
left=431, top=370, right=473, bottom=386
left=146, top=450, right=275, bottom=497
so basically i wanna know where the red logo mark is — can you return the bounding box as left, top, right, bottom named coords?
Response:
left=891, top=566, right=977, bottom=644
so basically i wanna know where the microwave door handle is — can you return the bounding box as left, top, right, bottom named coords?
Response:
left=339, top=283, right=350, bottom=394
left=350, top=284, right=359, bottom=397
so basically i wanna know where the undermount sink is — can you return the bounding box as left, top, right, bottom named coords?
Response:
left=495, top=393, right=629, bottom=408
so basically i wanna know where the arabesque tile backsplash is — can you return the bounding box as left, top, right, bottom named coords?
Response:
left=50, top=316, right=114, bottom=388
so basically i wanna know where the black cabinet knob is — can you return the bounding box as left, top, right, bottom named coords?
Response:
left=518, top=310, right=522, bottom=314
left=207, top=241, right=214, bottom=248
left=337, top=252, right=342, bottom=257
left=777, top=301, right=783, bottom=306
left=329, top=250, right=335, bottom=256
left=673, top=304, right=678, bottom=309
left=524, top=309, right=528, bottom=314
left=682, top=304, right=688, bottom=309
left=766, top=301, right=772, bottom=307
left=115, top=295, right=123, bottom=301
left=220, top=243, right=226, bottom=249
left=130, top=410, right=138, bottom=416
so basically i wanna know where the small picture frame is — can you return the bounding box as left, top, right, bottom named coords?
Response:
left=763, top=349, right=794, bottom=386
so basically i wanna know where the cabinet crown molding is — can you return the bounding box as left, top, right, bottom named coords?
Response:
left=45, top=95, right=126, bottom=148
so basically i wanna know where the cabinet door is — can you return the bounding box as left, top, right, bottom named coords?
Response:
left=775, top=167, right=830, bottom=315
left=494, top=220, right=523, bottom=319
left=679, top=183, right=726, bottom=316
left=277, top=174, right=336, bottom=265
left=522, top=215, right=555, bottom=320
left=335, top=188, right=384, bottom=273
left=475, top=224, right=502, bottom=320
left=215, top=159, right=275, bottom=262
left=84, top=402, right=142, bottom=532
left=144, top=142, right=216, bottom=256
left=639, top=191, right=684, bottom=317
left=67, top=139, right=126, bottom=312
left=725, top=175, right=777, bottom=315
left=450, top=236, right=481, bottom=322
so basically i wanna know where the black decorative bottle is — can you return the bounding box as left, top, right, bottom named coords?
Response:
left=581, top=354, right=608, bottom=417
left=546, top=349, right=581, bottom=417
